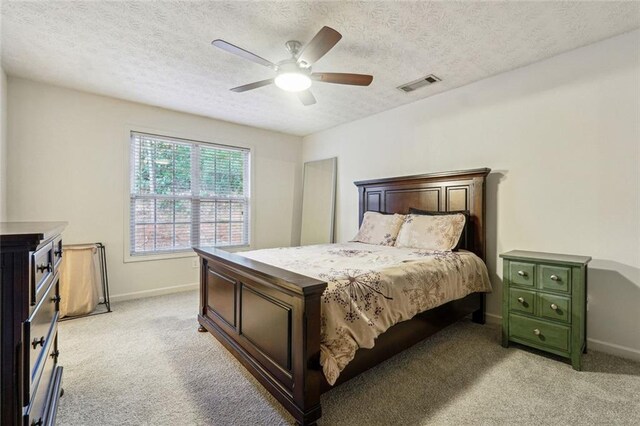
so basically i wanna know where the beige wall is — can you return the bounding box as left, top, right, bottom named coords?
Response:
left=303, top=31, right=640, bottom=359
left=0, top=66, right=7, bottom=221
left=7, top=77, right=303, bottom=299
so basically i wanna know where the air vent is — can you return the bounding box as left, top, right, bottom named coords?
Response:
left=397, top=74, right=441, bottom=93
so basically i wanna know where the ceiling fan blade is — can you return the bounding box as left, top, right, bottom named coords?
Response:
left=312, top=73, right=373, bottom=86
left=297, top=90, right=316, bottom=106
left=297, top=26, right=342, bottom=66
left=230, top=79, right=274, bottom=93
left=212, top=39, right=275, bottom=69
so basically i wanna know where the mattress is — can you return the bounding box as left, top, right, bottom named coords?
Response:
left=240, top=242, right=492, bottom=385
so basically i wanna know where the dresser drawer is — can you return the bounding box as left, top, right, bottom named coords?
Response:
left=509, top=288, right=535, bottom=315
left=24, top=333, right=59, bottom=426
left=538, top=293, right=571, bottom=323
left=508, top=261, right=535, bottom=287
left=509, top=314, right=570, bottom=353
left=31, top=243, right=54, bottom=306
left=539, top=264, right=571, bottom=293
left=52, top=237, right=63, bottom=272
left=25, top=276, right=59, bottom=395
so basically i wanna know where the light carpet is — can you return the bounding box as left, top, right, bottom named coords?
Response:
left=57, top=290, right=640, bottom=425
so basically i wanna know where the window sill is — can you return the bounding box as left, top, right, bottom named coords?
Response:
left=194, top=244, right=251, bottom=254
left=124, top=245, right=251, bottom=263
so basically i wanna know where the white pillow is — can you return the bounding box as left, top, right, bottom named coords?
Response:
left=396, top=213, right=466, bottom=251
left=352, top=212, right=405, bottom=246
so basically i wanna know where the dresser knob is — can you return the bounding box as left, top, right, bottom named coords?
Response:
left=533, top=329, right=541, bottom=336
left=32, top=336, right=45, bottom=349
left=550, top=274, right=560, bottom=281
left=31, top=418, right=43, bottom=426
left=517, top=270, right=527, bottom=277
left=550, top=303, right=558, bottom=311
left=517, top=297, right=525, bottom=303
left=36, top=262, right=52, bottom=273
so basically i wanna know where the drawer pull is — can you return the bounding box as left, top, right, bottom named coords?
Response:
left=32, top=336, right=45, bottom=349
left=550, top=303, right=558, bottom=311
left=31, top=418, right=43, bottom=426
left=51, top=294, right=62, bottom=303
left=517, top=270, right=527, bottom=277
left=36, top=262, right=52, bottom=273
left=550, top=274, right=560, bottom=281
left=517, top=297, right=525, bottom=304
left=54, top=248, right=63, bottom=257
left=50, top=349, right=60, bottom=360
left=533, top=328, right=541, bottom=336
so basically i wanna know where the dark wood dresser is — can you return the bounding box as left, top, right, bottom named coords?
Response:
left=1, top=222, right=67, bottom=426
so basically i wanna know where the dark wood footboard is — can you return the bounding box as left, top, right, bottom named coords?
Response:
left=194, top=247, right=327, bottom=425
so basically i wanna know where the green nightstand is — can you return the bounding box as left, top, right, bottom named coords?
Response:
left=500, top=250, right=591, bottom=370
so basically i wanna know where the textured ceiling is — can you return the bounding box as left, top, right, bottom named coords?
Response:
left=2, top=1, right=639, bottom=136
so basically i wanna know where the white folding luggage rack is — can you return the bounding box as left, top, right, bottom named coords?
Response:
left=59, top=242, right=112, bottom=321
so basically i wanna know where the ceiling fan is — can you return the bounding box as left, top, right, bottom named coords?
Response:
left=212, top=26, right=373, bottom=106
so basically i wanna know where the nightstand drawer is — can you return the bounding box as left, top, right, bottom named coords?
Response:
left=509, top=314, right=570, bottom=352
left=509, top=262, right=535, bottom=287
left=539, top=264, right=571, bottom=293
left=538, top=293, right=571, bottom=323
left=509, top=288, right=535, bottom=314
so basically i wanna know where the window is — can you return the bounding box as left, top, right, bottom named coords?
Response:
left=129, top=132, right=250, bottom=255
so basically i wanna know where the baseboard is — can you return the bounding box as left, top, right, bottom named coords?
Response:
left=485, top=312, right=501, bottom=325
left=484, top=313, right=640, bottom=362
left=587, top=338, right=640, bottom=362
left=110, top=282, right=198, bottom=302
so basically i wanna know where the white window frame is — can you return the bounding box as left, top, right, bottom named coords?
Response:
left=123, top=127, right=254, bottom=263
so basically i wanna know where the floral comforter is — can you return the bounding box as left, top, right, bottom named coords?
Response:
left=240, top=242, right=492, bottom=385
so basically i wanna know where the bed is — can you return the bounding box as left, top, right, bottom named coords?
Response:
left=194, top=167, right=491, bottom=425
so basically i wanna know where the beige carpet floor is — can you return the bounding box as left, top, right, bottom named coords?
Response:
left=57, top=290, right=640, bottom=425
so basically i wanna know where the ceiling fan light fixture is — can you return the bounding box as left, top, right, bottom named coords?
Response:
left=274, top=72, right=312, bottom=92
left=213, top=26, right=372, bottom=105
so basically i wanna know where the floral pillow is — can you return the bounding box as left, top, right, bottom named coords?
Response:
left=395, top=213, right=466, bottom=251
left=352, top=212, right=405, bottom=246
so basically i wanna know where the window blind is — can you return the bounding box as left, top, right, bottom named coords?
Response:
left=129, top=132, right=250, bottom=255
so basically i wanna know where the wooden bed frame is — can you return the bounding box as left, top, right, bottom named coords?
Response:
left=194, top=167, right=491, bottom=425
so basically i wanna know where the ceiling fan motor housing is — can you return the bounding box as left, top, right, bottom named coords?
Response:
left=276, top=59, right=311, bottom=75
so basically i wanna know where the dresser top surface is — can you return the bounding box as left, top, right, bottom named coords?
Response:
left=0, top=222, right=67, bottom=246
left=500, top=250, right=591, bottom=265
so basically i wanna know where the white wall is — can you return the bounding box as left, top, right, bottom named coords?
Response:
left=7, top=77, right=303, bottom=299
left=0, top=66, right=7, bottom=221
left=303, top=31, right=640, bottom=358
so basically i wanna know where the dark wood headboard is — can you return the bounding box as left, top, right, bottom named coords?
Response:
left=354, top=168, right=491, bottom=261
